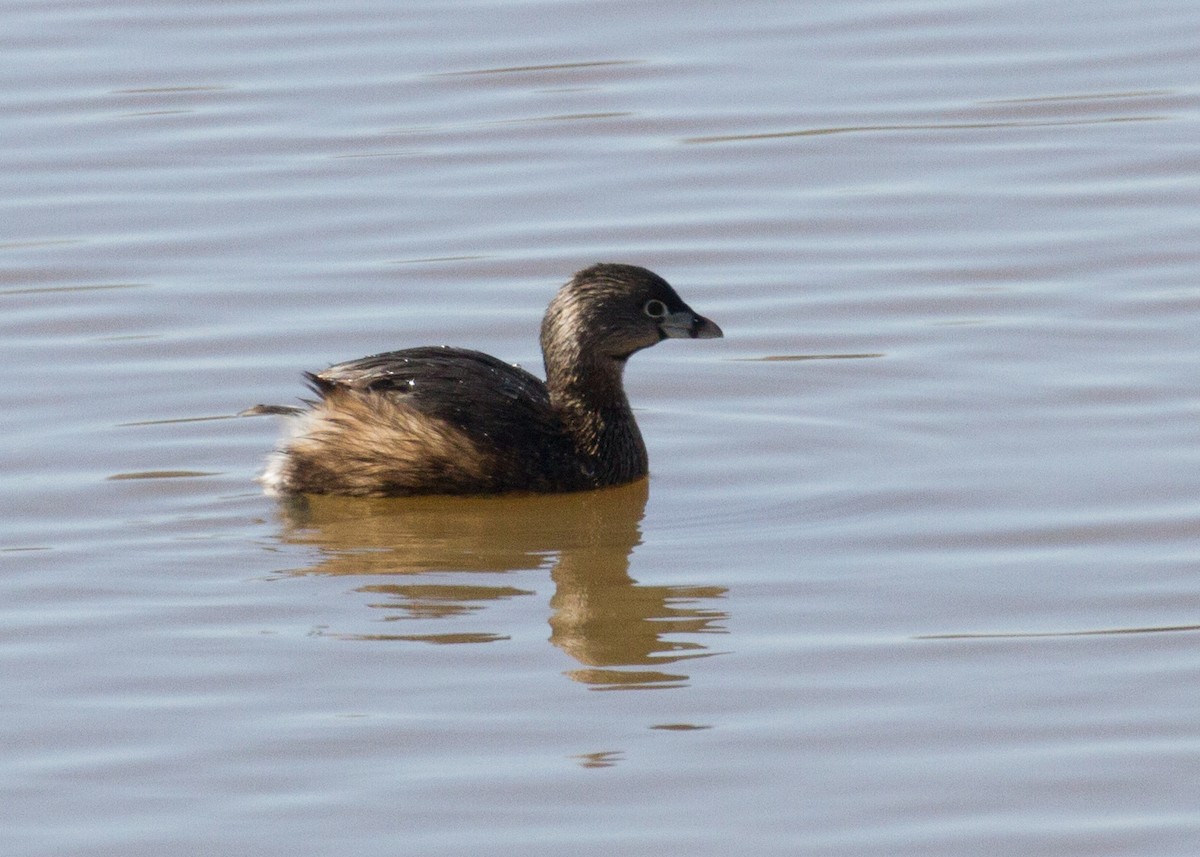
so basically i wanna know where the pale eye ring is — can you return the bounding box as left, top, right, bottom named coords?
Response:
left=643, top=299, right=668, bottom=319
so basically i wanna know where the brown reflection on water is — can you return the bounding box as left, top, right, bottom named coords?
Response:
left=274, top=480, right=727, bottom=689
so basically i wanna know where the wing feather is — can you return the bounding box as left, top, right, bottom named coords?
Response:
left=309, top=346, right=565, bottom=457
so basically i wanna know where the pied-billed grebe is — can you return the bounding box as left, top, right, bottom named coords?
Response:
left=253, top=263, right=722, bottom=497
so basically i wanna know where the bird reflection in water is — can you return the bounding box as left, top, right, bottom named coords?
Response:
left=273, top=479, right=726, bottom=689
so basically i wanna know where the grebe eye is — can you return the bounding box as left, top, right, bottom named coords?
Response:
left=643, top=299, right=668, bottom=319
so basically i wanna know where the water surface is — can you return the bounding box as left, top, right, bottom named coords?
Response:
left=3, top=1, right=1200, bottom=855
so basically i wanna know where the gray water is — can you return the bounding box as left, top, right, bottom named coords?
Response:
left=4, top=1, right=1200, bottom=854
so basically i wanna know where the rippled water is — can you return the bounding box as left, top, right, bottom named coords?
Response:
left=4, top=1, right=1200, bottom=854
